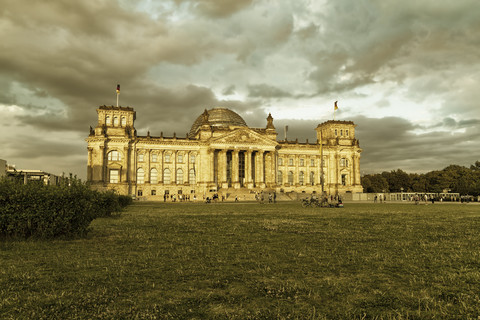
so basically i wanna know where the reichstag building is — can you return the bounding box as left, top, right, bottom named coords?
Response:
left=86, top=106, right=363, bottom=199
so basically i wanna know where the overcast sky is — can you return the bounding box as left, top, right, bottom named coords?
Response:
left=1, top=0, right=479, bottom=180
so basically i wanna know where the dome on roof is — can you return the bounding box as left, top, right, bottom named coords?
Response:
left=189, top=108, right=247, bottom=137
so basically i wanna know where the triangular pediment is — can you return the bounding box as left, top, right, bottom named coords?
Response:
left=210, top=128, right=278, bottom=149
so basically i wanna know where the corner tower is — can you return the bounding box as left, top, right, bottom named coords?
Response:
left=316, top=120, right=362, bottom=195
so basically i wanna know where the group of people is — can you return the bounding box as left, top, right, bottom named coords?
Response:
left=254, top=191, right=277, bottom=204
left=163, top=193, right=196, bottom=202
left=373, top=195, right=387, bottom=203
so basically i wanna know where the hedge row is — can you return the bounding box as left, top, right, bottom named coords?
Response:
left=0, top=179, right=132, bottom=239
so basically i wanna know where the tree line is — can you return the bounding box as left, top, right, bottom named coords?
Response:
left=361, top=161, right=480, bottom=196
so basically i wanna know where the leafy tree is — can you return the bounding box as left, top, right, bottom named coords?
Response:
left=381, top=169, right=411, bottom=192
left=361, top=161, right=480, bottom=195
left=362, top=174, right=389, bottom=193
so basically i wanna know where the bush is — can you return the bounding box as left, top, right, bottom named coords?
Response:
left=0, top=178, right=131, bottom=239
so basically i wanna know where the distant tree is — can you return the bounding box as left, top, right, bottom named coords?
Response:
left=424, top=170, right=449, bottom=193
left=361, top=161, right=480, bottom=195
left=382, top=169, right=411, bottom=192
left=361, top=176, right=373, bottom=193
left=410, top=173, right=427, bottom=192
left=362, top=174, right=389, bottom=193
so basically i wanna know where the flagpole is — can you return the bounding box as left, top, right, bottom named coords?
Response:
left=116, top=84, right=120, bottom=107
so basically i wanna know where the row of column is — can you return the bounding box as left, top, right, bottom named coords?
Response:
left=215, top=149, right=270, bottom=189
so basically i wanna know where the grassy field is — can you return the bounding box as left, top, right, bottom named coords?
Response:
left=1, top=202, right=480, bottom=319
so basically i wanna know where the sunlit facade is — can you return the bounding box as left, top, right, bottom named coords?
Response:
left=86, top=106, right=363, bottom=199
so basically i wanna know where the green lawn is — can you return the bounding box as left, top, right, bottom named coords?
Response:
left=1, top=202, right=480, bottom=319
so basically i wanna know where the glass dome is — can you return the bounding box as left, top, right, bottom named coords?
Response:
left=189, top=108, right=247, bottom=137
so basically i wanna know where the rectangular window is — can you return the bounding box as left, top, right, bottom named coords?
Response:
left=190, top=154, right=195, bottom=163
left=109, top=169, right=119, bottom=183
left=138, top=154, right=144, bottom=162
left=152, top=154, right=158, bottom=162
left=346, top=130, right=349, bottom=137
left=300, top=159, right=304, bottom=166
left=341, top=174, right=347, bottom=186
left=289, top=158, right=294, bottom=166
left=310, top=159, right=315, bottom=167
left=164, top=154, right=170, bottom=162
left=138, top=190, right=143, bottom=196
left=151, top=190, right=156, bottom=195
left=278, top=158, right=283, bottom=166
left=177, top=154, right=183, bottom=163
left=340, top=158, right=346, bottom=167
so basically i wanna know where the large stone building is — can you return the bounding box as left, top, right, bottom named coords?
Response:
left=86, top=106, right=362, bottom=199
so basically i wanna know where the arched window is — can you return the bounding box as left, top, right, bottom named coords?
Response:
left=288, top=171, right=294, bottom=185
left=150, top=168, right=158, bottom=184
left=176, top=169, right=184, bottom=184
left=299, top=171, right=304, bottom=185
left=137, top=168, right=145, bottom=184
left=121, top=117, right=126, bottom=127
left=106, top=115, right=111, bottom=125
left=189, top=169, right=196, bottom=184
left=310, top=171, right=315, bottom=186
left=164, top=168, right=171, bottom=184
left=277, top=170, right=283, bottom=185
left=107, top=150, right=121, bottom=161
left=113, top=116, right=119, bottom=126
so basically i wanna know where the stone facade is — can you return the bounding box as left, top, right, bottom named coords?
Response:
left=86, top=106, right=363, bottom=199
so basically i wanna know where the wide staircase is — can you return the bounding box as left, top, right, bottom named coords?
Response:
left=219, top=188, right=303, bottom=202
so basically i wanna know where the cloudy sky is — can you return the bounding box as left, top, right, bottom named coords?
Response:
left=1, top=0, right=479, bottom=180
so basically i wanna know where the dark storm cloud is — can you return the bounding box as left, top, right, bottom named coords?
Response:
left=0, top=0, right=243, bottom=133
left=304, top=0, right=480, bottom=94
left=4, top=135, right=84, bottom=159
left=352, top=116, right=480, bottom=173
left=125, top=84, right=262, bottom=137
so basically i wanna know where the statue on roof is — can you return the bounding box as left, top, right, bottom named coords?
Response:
left=266, top=113, right=275, bottom=129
